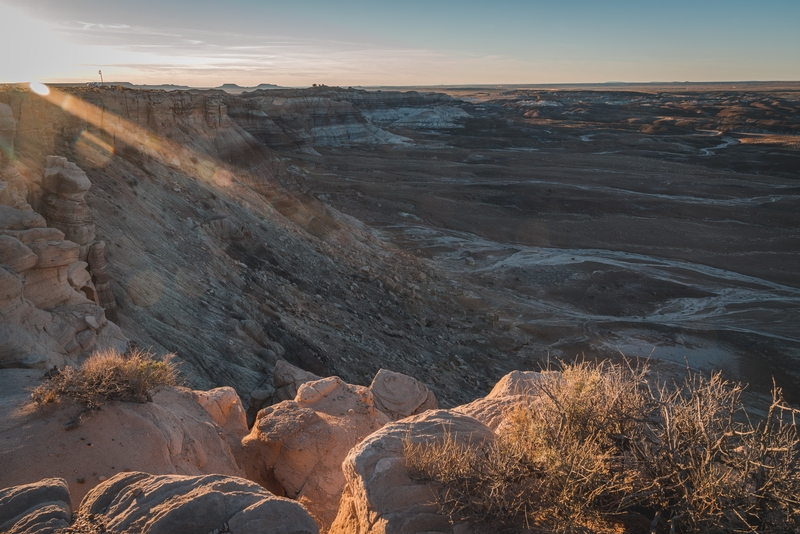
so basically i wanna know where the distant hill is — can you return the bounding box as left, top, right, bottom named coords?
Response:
left=215, top=83, right=282, bottom=94
left=51, top=82, right=285, bottom=93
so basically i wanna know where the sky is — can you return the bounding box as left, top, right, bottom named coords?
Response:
left=1, top=0, right=799, bottom=87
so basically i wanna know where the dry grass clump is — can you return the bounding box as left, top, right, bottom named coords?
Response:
left=32, top=349, right=179, bottom=410
left=406, top=361, right=800, bottom=533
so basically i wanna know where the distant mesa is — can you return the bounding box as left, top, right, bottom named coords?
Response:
left=50, top=82, right=285, bottom=93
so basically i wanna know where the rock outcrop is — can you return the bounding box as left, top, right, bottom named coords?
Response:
left=328, top=371, right=548, bottom=533
left=370, top=368, right=438, bottom=421
left=272, top=359, right=321, bottom=402
left=243, top=375, right=390, bottom=529
left=194, top=386, right=249, bottom=440
left=242, top=365, right=438, bottom=531
left=38, top=156, right=118, bottom=319
left=330, top=410, right=494, bottom=534
left=230, top=93, right=408, bottom=149
left=0, top=109, right=125, bottom=370
left=231, top=87, right=467, bottom=149
left=86, top=240, right=117, bottom=320
left=0, top=478, right=72, bottom=534
left=453, top=370, right=552, bottom=431
left=0, top=373, right=245, bottom=503
left=0, top=216, right=125, bottom=369
left=40, top=156, right=95, bottom=260
left=77, top=472, right=319, bottom=534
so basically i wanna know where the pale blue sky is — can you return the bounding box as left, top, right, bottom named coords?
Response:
left=2, top=0, right=798, bottom=85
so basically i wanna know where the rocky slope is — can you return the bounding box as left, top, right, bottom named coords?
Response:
left=0, top=84, right=510, bottom=414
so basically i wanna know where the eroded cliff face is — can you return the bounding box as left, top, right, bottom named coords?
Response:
left=0, top=103, right=126, bottom=370
left=228, top=87, right=468, bottom=149
left=0, top=85, right=494, bottom=408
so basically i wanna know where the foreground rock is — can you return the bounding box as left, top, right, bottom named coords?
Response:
left=0, top=478, right=71, bottom=534
left=272, top=359, right=321, bottom=402
left=77, top=472, right=318, bottom=534
left=330, top=410, right=494, bottom=534
left=243, top=364, right=438, bottom=530
left=0, top=372, right=245, bottom=503
left=370, top=368, right=438, bottom=421
left=327, top=371, right=545, bottom=533
left=243, top=376, right=390, bottom=529
left=453, top=370, right=551, bottom=430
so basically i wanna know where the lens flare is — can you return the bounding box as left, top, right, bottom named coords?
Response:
left=29, top=82, right=50, bottom=96
left=74, top=129, right=114, bottom=168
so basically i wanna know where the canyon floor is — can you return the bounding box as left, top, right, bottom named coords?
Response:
left=285, top=83, right=800, bottom=403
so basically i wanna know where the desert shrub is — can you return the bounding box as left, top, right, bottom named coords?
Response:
left=632, top=374, right=800, bottom=533
left=32, top=349, right=179, bottom=410
left=406, top=361, right=800, bottom=533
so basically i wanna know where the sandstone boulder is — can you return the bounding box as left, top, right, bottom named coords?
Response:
left=0, top=235, right=38, bottom=273
left=0, top=478, right=72, bottom=534
left=486, top=370, right=552, bottom=398
left=452, top=394, right=528, bottom=431
left=272, top=359, right=320, bottom=402
left=0, top=381, right=245, bottom=503
left=370, top=368, right=438, bottom=420
left=78, top=472, right=319, bottom=534
left=243, top=376, right=390, bottom=529
left=330, top=410, right=494, bottom=534
left=42, top=156, right=92, bottom=202
left=194, top=386, right=248, bottom=439
left=451, top=371, right=553, bottom=431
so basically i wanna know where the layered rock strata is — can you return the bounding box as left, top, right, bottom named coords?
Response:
left=86, top=240, right=117, bottom=321
left=77, top=472, right=319, bottom=534
left=40, top=156, right=96, bottom=260
left=0, top=478, right=72, bottom=534
left=39, top=156, right=118, bottom=319
left=0, top=107, right=124, bottom=368
left=0, top=102, right=14, bottom=161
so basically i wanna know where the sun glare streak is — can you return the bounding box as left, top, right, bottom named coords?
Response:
left=32, top=85, right=235, bottom=191
left=29, top=82, right=50, bottom=96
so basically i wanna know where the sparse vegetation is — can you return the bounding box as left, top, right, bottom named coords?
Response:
left=405, top=361, right=800, bottom=533
left=32, top=349, right=179, bottom=410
